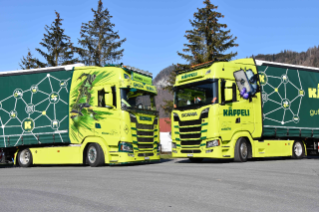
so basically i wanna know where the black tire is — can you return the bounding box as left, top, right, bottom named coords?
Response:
left=18, top=149, right=33, bottom=167
left=292, top=140, right=305, bottom=159
left=189, top=158, right=203, bottom=163
left=234, top=138, right=249, bottom=162
left=86, top=143, right=104, bottom=167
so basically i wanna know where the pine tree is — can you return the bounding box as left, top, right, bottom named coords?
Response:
left=19, top=49, right=39, bottom=70
left=162, top=1, right=238, bottom=116
left=78, top=0, right=126, bottom=66
left=177, top=0, right=238, bottom=68
left=35, top=11, right=78, bottom=67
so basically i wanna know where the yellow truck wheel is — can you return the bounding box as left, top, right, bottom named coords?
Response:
left=292, top=141, right=305, bottom=159
left=17, top=149, right=33, bottom=167
left=86, top=143, right=104, bottom=167
left=234, top=138, right=249, bottom=162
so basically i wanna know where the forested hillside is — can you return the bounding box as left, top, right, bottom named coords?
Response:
left=254, top=46, right=319, bottom=68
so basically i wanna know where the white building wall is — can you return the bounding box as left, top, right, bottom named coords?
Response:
left=160, top=132, right=172, bottom=152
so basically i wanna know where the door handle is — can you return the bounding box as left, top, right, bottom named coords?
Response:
left=236, top=118, right=240, bottom=123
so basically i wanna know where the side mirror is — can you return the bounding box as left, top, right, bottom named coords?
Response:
left=104, top=86, right=113, bottom=108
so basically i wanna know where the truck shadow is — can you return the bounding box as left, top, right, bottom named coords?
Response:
left=109, top=158, right=174, bottom=168
left=0, top=163, right=15, bottom=168
left=0, top=159, right=174, bottom=168
left=175, top=156, right=319, bottom=164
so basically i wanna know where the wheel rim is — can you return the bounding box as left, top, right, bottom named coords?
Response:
left=240, top=142, right=248, bottom=159
left=19, top=149, right=30, bottom=165
left=294, top=142, right=303, bottom=157
left=88, top=146, right=97, bottom=164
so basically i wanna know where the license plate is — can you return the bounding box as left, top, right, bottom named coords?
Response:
left=145, top=157, right=150, bottom=160
left=187, top=154, right=193, bottom=157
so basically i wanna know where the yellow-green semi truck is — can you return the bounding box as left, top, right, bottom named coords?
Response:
left=171, top=58, right=319, bottom=162
left=0, top=63, right=160, bottom=167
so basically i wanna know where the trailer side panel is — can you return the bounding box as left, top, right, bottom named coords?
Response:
left=0, top=70, right=72, bottom=148
left=258, top=62, right=319, bottom=138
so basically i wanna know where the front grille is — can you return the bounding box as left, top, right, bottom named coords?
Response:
left=180, top=133, right=201, bottom=139
left=136, top=123, right=154, bottom=130
left=137, top=137, right=153, bottom=142
left=181, top=140, right=202, bottom=145
left=138, top=153, right=154, bottom=157
left=179, top=119, right=201, bottom=126
left=137, top=144, right=153, bottom=149
left=181, top=150, right=201, bottom=153
left=180, top=126, right=201, bottom=133
left=137, top=131, right=153, bottom=136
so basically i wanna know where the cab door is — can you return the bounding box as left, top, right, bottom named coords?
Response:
left=93, top=85, right=121, bottom=143
left=219, top=80, right=243, bottom=141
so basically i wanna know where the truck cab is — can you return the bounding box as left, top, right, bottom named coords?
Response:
left=69, top=64, right=161, bottom=165
left=171, top=59, right=263, bottom=161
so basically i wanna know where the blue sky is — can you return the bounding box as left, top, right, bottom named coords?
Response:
left=1, top=0, right=318, bottom=77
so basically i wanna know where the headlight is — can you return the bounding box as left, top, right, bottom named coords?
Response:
left=130, top=114, right=137, bottom=123
left=172, top=142, right=176, bottom=149
left=119, top=142, right=133, bottom=153
left=206, top=140, right=220, bottom=148
left=153, top=117, right=158, bottom=125
left=201, top=108, right=209, bottom=114
left=201, top=108, right=209, bottom=118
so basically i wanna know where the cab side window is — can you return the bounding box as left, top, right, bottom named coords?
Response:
left=221, top=79, right=237, bottom=105
left=98, top=89, right=106, bottom=107
left=112, top=86, right=117, bottom=108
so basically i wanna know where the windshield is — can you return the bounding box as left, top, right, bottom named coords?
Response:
left=174, top=80, right=218, bottom=109
left=120, top=88, right=156, bottom=111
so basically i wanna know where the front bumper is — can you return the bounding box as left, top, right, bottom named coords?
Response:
left=172, top=140, right=234, bottom=159
left=108, top=151, right=160, bottom=165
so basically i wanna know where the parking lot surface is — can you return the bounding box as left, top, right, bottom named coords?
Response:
left=1, top=157, right=319, bottom=212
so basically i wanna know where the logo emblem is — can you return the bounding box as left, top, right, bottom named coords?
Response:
left=22, top=118, right=35, bottom=132
left=182, top=112, right=198, bottom=117
left=9, top=111, right=17, bottom=119
left=60, top=81, right=67, bottom=88
left=259, top=72, right=267, bottom=86
left=281, top=99, right=290, bottom=110
left=49, top=92, right=60, bottom=104
left=124, top=125, right=129, bottom=134
left=25, top=103, right=35, bottom=114
left=140, top=116, right=152, bottom=121
left=51, top=120, right=60, bottom=130
left=13, top=89, right=23, bottom=99
left=281, top=74, right=289, bottom=84
left=30, top=85, right=38, bottom=94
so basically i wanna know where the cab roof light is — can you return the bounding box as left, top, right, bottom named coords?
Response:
left=124, top=66, right=153, bottom=77
left=104, top=63, right=124, bottom=68
left=104, top=64, right=152, bottom=77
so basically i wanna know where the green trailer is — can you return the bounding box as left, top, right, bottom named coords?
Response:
left=0, top=63, right=161, bottom=167
left=257, top=59, right=319, bottom=155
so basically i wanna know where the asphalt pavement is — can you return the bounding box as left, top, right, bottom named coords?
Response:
left=1, top=157, right=319, bottom=212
